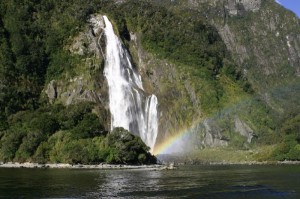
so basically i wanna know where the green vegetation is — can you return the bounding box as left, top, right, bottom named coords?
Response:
left=0, top=102, right=156, bottom=164
left=271, top=114, right=300, bottom=161
left=103, top=0, right=300, bottom=161
left=101, top=0, right=257, bottom=143
left=0, top=0, right=299, bottom=163
left=184, top=145, right=277, bottom=163
left=0, top=0, right=110, bottom=122
left=0, top=0, right=157, bottom=165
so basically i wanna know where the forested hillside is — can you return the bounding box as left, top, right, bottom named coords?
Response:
left=0, top=0, right=299, bottom=163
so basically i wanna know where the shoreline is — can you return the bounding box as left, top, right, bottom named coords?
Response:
left=204, top=160, right=300, bottom=166
left=0, top=162, right=171, bottom=170
left=1, top=160, right=300, bottom=169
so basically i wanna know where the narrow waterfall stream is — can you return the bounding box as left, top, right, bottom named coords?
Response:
left=103, top=15, right=158, bottom=152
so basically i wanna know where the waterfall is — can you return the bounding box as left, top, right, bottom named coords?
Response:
left=102, top=15, right=158, bottom=152
left=145, top=95, right=159, bottom=150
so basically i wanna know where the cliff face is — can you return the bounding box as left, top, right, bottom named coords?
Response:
left=45, top=15, right=106, bottom=106
left=226, top=0, right=261, bottom=15
left=188, top=0, right=300, bottom=109
left=3, top=0, right=295, bottom=156
left=134, top=0, right=298, bottom=152
left=40, top=0, right=299, bottom=153
left=43, top=15, right=110, bottom=130
left=224, top=1, right=299, bottom=79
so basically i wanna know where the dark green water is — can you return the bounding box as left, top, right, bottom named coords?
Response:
left=0, top=165, right=299, bottom=198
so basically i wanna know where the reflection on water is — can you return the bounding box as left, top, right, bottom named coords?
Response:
left=90, top=170, right=162, bottom=198
left=0, top=165, right=299, bottom=198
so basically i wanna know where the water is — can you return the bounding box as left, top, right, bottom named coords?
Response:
left=102, top=16, right=158, bottom=151
left=144, top=95, right=159, bottom=151
left=1, top=165, right=299, bottom=198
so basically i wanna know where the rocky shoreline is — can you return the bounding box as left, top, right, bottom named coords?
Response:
left=1, top=160, right=299, bottom=170
left=0, top=162, right=173, bottom=170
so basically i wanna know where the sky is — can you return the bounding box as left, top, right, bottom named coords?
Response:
left=275, top=0, right=300, bottom=17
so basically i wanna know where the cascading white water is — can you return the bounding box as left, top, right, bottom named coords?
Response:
left=145, top=95, right=158, bottom=150
left=103, top=15, right=158, bottom=152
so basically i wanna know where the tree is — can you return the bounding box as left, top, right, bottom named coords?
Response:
left=105, top=127, right=156, bottom=164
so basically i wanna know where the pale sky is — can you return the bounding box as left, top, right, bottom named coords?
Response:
left=276, top=0, right=300, bottom=17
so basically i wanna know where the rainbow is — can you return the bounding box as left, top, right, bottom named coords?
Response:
left=153, top=121, right=201, bottom=155
left=153, top=129, right=185, bottom=155
left=152, top=96, right=252, bottom=155
left=153, top=80, right=300, bottom=155
left=152, top=96, right=250, bottom=155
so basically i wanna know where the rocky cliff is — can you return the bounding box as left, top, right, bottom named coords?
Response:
left=41, top=0, right=299, bottom=153
left=187, top=0, right=300, bottom=102
left=1, top=0, right=299, bottom=160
